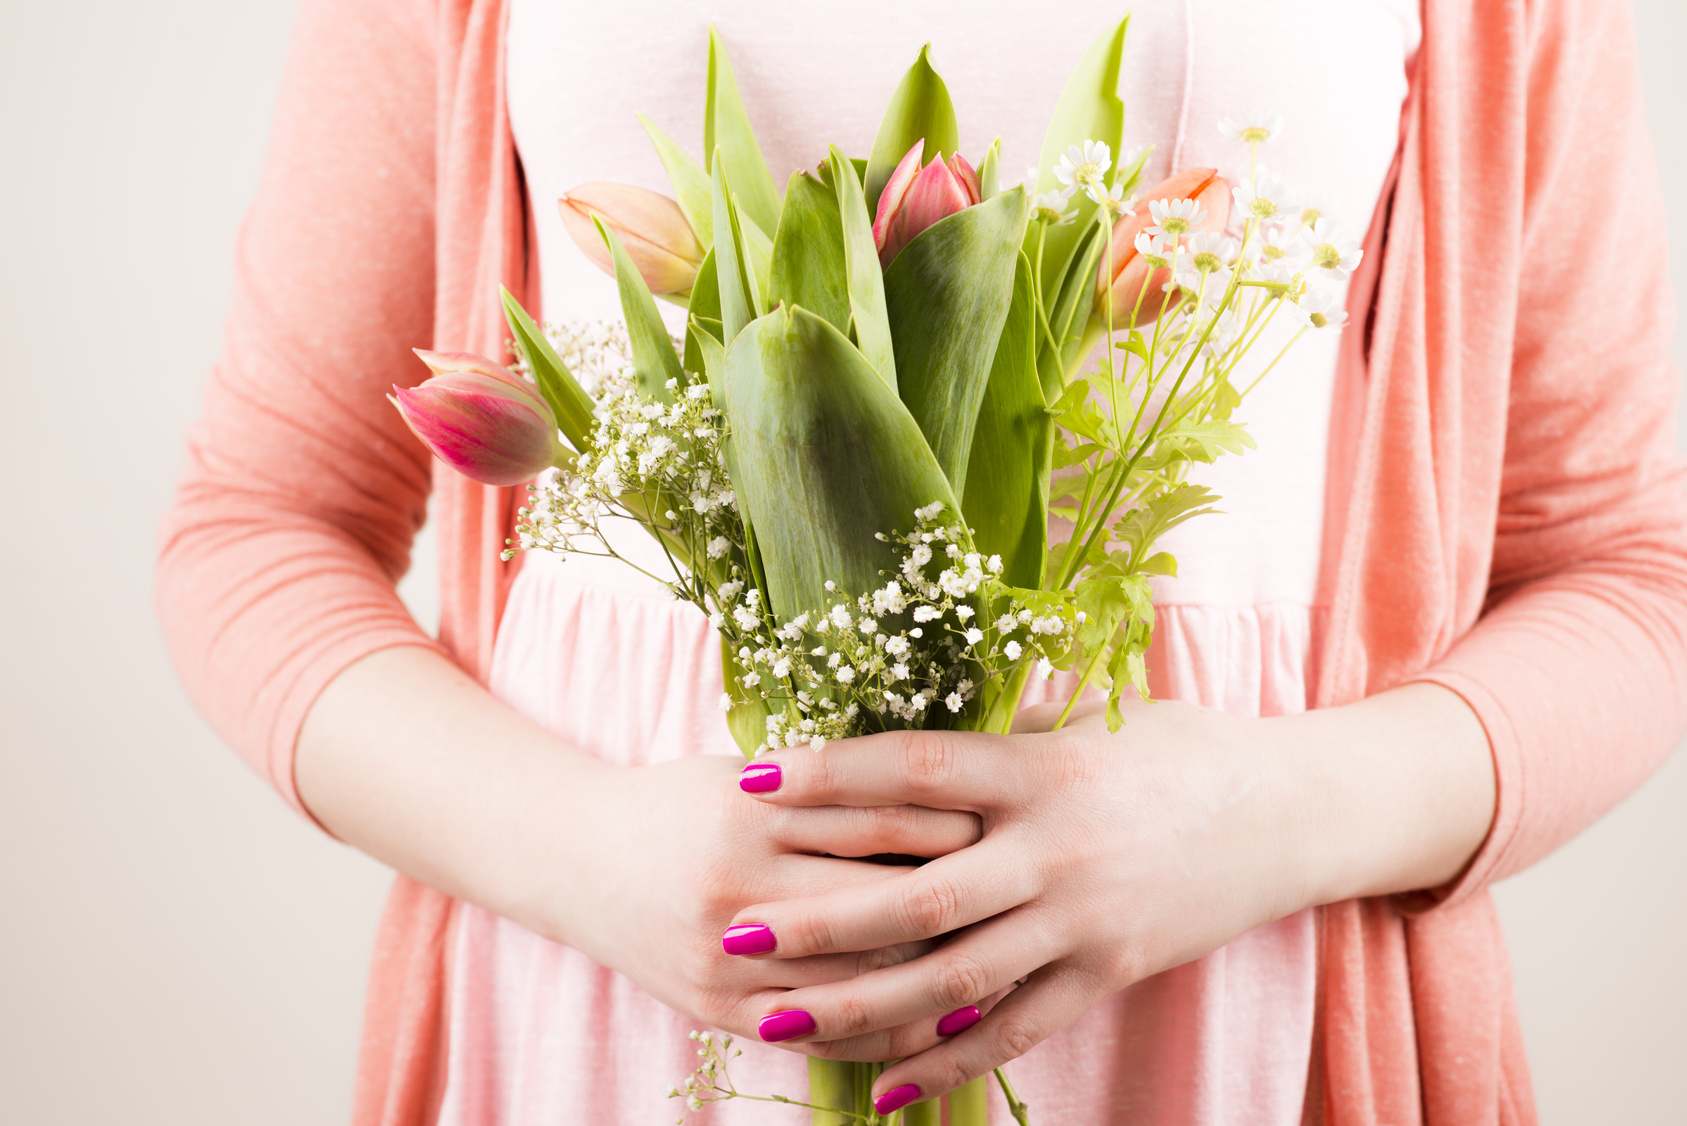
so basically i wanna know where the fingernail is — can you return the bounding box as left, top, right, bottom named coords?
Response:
left=721, top=924, right=777, bottom=956
left=740, top=762, right=782, bottom=793
left=874, top=1084, right=922, bottom=1115
left=936, top=1004, right=982, bottom=1037
left=758, top=1009, right=817, bottom=1042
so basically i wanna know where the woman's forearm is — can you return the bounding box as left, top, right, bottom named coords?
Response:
left=1268, top=681, right=1497, bottom=910
left=295, top=644, right=613, bottom=938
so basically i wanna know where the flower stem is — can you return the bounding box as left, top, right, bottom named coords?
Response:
left=947, top=1075, right=991, bottom=1126
left=994, top=1068, right=1032, bottom=1126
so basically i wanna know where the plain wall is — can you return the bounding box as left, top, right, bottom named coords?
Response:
left=1, top=2, right=1682, bottom=1123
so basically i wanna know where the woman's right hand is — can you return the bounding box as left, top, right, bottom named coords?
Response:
left=553, top=753, right=982, bottom=1038
left=296, top=645, right=980, bottom=1046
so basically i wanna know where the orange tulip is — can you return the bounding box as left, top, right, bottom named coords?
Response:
left=559, top=182, right=705, bottom=294
left=1094, top=167, right=1230, bottom=326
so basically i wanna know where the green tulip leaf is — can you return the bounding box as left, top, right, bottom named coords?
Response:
left=683, top=250, right=721, bottom=375
left=863, top=43, right=960, bottom=214
left=705, top=27, right=783, bottom=238
left=1036, top=221, right=1107, bottom=402
left=827, top=145, right=897, bottom=392
left=768, top=170, right=850, bottom=334
left=593, top=216, right=686, bottom=401
left=1031, top=17, right=1128, bottom=306
left=884, top=187, right=1031, bottom=496
left=638, top=112, right=714, bottom=251
left=978, top=136, right=1003, bottom=200
left=712, top=156, right=766, bottom=345
left=500, top=287, right=595, bottom=452
left=718, top=305, right=959, bottom=620
left=962, top=252, right=1048, bottom=589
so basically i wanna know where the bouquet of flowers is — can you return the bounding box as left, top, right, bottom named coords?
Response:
left=391, top=15, right=1354, bottom=1125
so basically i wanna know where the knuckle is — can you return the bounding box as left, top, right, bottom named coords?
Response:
left=931, top=951, right=993, bottom=1010
left=992, top=1014, right=1041, bottom=1060
left=898, top=731, right=962, bottom=794
left=935, top=1056, right=976, bottom=1094
left=896, top=876, right=963, bottom=937
left=831, top=993, right=875, bottom=1038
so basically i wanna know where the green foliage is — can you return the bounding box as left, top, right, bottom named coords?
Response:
left=711, top=158, right=765, bottom=344
left=768, top=170, right=850, bottom=334
left=863, top=43, right=960, bottom=213
left=977, top=136, right=1002, bottom=200
left=884, top=188, right=1031, bottom=494
left=704, top=27, right=782, bottom=237
left=639, top=112, right=714, bottom=251
left=593, top=217, right=686, bottom=401
left=1112, top=482, right=1222, bottom=572
left=500, top=287, right=596, bottom=452
left=717, top=305, right=960, bottom=620
left=683, top=251, right=721, bottom=375
left=827, top=146, right=897, bottom=391
left=962, top=252, right=1048, bottom=590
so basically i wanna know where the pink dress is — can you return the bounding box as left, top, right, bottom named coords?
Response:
left=437, top=2, right=1419, bottom=1122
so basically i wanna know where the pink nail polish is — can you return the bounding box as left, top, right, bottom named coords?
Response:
left=936, top=1004, right=981, bottom=1036
left=758, top=1009, right=816, bottom=1042
left=721, top=924, right=777, bottom=956
left=740, top=762, right=782, bottom=793
left=874, top=1084, right=922, bottom=1115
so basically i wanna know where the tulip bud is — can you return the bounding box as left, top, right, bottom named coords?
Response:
left=1095, top=167, right=1230, bottom=326
left=559, top=182, right=705, bottom=294
left=872, top=141, right=983, bottom=268
left=390, top=351, right=565, bottom=486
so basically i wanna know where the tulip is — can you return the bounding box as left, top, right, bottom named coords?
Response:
left=872, top=140, right=982, bottom=268
left=390, top=350, right=565, bottom=486
left=1094, top=167, right=1230, bottom=326
left=558, top=182, right=705, bottom=294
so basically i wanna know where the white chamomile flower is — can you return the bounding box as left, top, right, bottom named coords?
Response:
left=1295, top=285, right=1348, bottom=331
left=1259, top=223, right=1308, bottom=264
left=1146, top=197, right=1207, bottom=240
left=1053, top=140, right=1112, bottom=193
left=1306, top=218, right=1363, bottom=276
left=1087, top=179, right=1133, bottom=214
left=1232, top=171, right=1294, bottom=223
left=1134, top=230, right=1174, bottom=268
left=1029, top=186, right=1076, bottom=224
left=1217, top=110, right=1284, bottom=146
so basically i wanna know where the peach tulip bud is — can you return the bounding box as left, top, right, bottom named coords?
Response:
left=558, top=182, right=705, bottom=294
left=872, top=141, right=983, bottom=268
left=1095, top=167, right=1230, bottom=326
left=390, top=350, right=564, bottom=486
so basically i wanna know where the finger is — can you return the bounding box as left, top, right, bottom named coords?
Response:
left=794, top=984, right=1014, bottom=1065
left=749, top=907, right=1055, bottom=1045
left=734, top=839, right=1039, bottom=958
left=767, top=803, right=982, bottom=859
left=742, top=727, right=1046, bottom=811
left=867, top=965, right=1097, bottom=1111
left=741, top=939, right=938, bottom=989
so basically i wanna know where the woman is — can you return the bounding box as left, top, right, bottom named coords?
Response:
left=156, top=0, right=1686, bottom=1123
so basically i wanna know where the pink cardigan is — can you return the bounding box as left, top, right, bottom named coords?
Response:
left=155, top=0, right=1687, bottom=1122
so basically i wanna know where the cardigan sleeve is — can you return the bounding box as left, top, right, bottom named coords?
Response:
left=1410, top=0, right=1687, bottom=906
left=155, top=0, right=448, bottom=819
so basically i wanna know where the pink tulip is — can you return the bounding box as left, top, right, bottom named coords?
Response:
left=390, top=350, right=565, bottom=486
left=872, top=141, right=982, bottom=268
left=1095, top=167, right=1230, bottom=326
left=559, top=182, right=705, bottom=294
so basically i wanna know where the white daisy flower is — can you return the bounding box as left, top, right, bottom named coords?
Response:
left=1053, top=140, right=1112, bottom=193
left=1306, top=218, right=1363, bottom=276
left=1145, top=197, right=1207, bottom=240
left=1232, top=171, right=1295, bottom=223
left=1293, top=285, right=1349, bottom=331
left=1259, top=223, right=1308, bottom=264
left=1029, top=186, right=1076, bottom=224
left=1134, top=230, right=1174, bottom=268
left=1217, top=110, right=1284, bottom=146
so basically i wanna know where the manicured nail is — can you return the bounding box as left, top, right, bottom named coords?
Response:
left=758, top=1009, right=817, bottom=1042
left=936, top=1004, right=982, bottom=1036
left=740, top=762, right=782, bottom=793
left=721, top=924, right=777, bottom=956
left=874, top=1085, right=922, bottom=1115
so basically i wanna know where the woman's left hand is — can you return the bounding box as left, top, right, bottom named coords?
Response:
left=723, top=683, right=1495, bottom=1106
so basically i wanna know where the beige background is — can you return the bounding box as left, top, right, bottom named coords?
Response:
left=1, top=1, right=1682, bottom=1122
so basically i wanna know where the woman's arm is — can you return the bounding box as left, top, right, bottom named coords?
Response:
left=713, top=682, right=1492, bottom=1102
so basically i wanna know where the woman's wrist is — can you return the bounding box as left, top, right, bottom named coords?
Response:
left=1262, top=681, right=1498, bottom=912
left=296, top=644, right=615, bottom=940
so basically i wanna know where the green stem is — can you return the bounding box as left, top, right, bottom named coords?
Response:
left=994, top=1068, right=1032, bottom=1126
left=948, top=1075, right=991, bottom=1126
left=1052, top=644, right=1108, bottom=731
left=809, top=1057, right=864, bottom=1126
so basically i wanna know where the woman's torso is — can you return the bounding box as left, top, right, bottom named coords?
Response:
left=434, top=3, right=1418, bottom=1122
